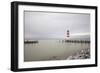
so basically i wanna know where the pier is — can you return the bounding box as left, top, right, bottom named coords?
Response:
left=24, top=40, right=39, bottom=44
left=63, top=40, right=90, bottom=43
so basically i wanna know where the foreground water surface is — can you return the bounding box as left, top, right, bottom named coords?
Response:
left=24, top=40, right=90, bottom=62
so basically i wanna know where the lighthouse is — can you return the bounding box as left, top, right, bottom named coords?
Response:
left=67, top=30, right=70, bottom=37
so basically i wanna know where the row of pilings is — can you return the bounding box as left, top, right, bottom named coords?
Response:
left=61, top=40, right=90, bottom=43
left=24, top=40, right=90, bottom=44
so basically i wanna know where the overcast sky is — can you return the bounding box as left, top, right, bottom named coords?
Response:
left=24, top=11, right=90, bottom=40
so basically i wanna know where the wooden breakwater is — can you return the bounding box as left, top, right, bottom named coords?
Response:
left=62, top=40, right=90, bottom=43
left=24, top=40, right=39, bottom=44
left=24, top=40, right=90, bottom=44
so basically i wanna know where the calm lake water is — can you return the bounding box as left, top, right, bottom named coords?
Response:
left=24, top=40, right=90, bottom=62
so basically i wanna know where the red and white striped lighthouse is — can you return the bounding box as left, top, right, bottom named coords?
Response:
left=67, top=30, right=70, bottom=37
